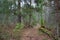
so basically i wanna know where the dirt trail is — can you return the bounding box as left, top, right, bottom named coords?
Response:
left=20, top=24, right=53, bottom=40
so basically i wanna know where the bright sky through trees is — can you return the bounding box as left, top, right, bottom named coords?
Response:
left=15, top=0, right=36, bottom=7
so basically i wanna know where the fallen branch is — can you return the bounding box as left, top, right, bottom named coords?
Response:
left=39, top=27, right=58, bottom=40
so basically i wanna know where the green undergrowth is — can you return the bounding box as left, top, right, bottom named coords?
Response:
left=38, top=27, right=57, bottom=40
left=0, top=31, right=10, bottom=40
left=13, top=23, right=24, bottom=32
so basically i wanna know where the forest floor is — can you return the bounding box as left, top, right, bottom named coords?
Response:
left=19, top=24, right=53, bottom=40
left=0, top=24, right=53, bottom=40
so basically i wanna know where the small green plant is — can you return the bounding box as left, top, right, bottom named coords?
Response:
left=13, top=23, right=24, bottom=32
left=0, top=32, right=10, bottom=40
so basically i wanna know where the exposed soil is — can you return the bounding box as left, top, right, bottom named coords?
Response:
left=20, top=24, right=53, bottom=40
left=0, top=24, right=53, bottom=40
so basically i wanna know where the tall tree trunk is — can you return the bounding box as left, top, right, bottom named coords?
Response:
left=29, top=0, right=32, bottom=27
left=54, top=0, right=60, bottom=39
left=18, top=0, right=21, bottom=23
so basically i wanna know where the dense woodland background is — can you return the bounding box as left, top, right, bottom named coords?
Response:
left=0, top=0, right=60, bottom=40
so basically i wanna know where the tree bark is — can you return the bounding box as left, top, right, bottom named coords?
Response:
left=54, top=0, right=60, bottom=39
left=29, top=0, right=32, bottom=27
left=18, top=0, right=21, bottom=23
